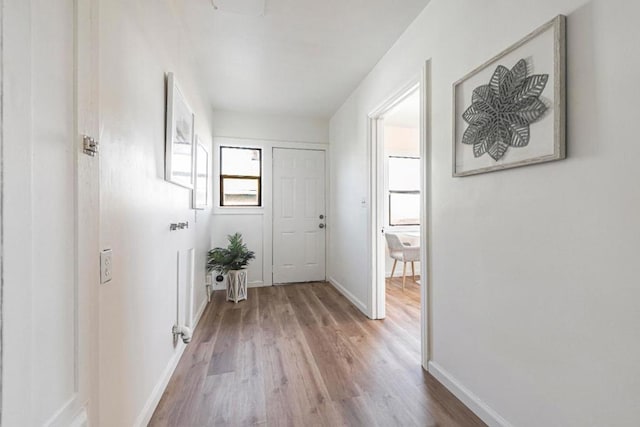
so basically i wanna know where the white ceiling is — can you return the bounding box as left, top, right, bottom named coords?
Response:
left=385, top=90, right=420, bottom=128
left=179, top=0, right=430, bottom=119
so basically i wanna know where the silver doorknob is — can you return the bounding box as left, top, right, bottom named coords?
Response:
left=319, top=214, right=324, bottom=219
left=319, top=223, right=325, bottom=229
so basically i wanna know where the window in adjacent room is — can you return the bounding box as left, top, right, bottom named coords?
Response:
left=388, top=156, right=420, bottom=226
left=220, top=146, right=262, bottom=206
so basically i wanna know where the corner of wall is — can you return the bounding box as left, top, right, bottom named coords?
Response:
left=327, top=276, right=369, bottom=317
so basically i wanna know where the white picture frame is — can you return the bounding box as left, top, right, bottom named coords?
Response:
left=193, top=138, right=209, bottom=210
left=452, top=15, right=566, bottom=177
left=165, top=72, right=195, bottom=188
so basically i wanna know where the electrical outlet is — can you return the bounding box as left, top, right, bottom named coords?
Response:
left=100, top=249, right=113, bottom=284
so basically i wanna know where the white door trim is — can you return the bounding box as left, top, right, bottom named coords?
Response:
left=367, top=62, right=431, bottom=369
left=422, top=60, right=433, bottom=367
left=0, top=0, right=4, bottom=418
left=75, top=0, right=101, bottom=423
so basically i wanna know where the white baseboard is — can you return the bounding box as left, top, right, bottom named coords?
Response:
left=192, top=296, right=208, bottom=326
left=134, top=297, right=209, bottom=427
left=69, top=408, right=88, bottom=427
left=428, top=361, right=512, bottom=427
left=327, top=276, right=368, bottom=314
left=212, top=281, right=270, bottom=291
left=248, top=281, right=270, bottom=288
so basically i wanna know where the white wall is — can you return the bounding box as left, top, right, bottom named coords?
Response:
left=212, top=110, right=329, bottom=143
left=329, top=0, right=640, bottom=425
left=210, top=138, right=272, bottom=289
left=99, top=1, right=213, bottom=425
left=384, top=126, right=420, bottom=158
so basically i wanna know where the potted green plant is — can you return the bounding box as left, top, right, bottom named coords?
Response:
left=207, top=233, right=255, bottom=303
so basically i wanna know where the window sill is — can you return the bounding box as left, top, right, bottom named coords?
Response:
left=212, top=206, right=265, bottom=216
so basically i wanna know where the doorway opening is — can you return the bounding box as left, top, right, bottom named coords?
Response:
left=368, top=76, right=429, bottom=368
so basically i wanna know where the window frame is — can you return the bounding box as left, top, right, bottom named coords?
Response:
left=219, top=146, right=263, bottom=207
left=388, top=192, right=420, bottom=227
left=387, top=155, right=420, bottom=227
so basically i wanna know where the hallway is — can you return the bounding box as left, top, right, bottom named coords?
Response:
left=150, top=282, right=484, bottom=426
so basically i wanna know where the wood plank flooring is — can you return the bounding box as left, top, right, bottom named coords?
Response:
left=149, top=281, right=485, bottom=427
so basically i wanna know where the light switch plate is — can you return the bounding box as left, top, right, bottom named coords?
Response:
left=100, top=249, right=113, bottom=284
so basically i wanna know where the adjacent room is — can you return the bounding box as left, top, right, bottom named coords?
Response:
left=4, top=0, right=640, bottom=426
left=377, top=88, right=424, bottom=351
left=382, top=90, right=422, bottom=286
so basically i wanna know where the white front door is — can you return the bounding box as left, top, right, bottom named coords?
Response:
left=273, top=148, right=326, bottom=284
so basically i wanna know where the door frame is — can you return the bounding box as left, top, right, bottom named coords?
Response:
left=0, top=1, right=4, bottom=418
left=367, top=61, right=431, bottom=368
left=271, top=146, right=329, bottom=285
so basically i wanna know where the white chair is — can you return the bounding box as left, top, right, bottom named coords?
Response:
left=385, top=233, right=420, bottom=290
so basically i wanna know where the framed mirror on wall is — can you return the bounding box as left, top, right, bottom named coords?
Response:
left=165, top=72, right=195, bottom=188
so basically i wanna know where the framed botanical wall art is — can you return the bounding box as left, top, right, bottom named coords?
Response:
left=452, top=15, right=566, bottom=177
left=165, top=72, right=195, bottom=188
left=193, top=138, right=209, bottom=210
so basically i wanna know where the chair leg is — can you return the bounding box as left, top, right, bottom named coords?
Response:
left=390, top=259, right=397, bottom=278
left=402, top=262, right=407, bottom=290
left=411, top=261, right=415, bottom=282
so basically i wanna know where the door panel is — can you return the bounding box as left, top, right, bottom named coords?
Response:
left=273, top=149, right=326, bottom=284
left=2, top=0, right=100, bottom=425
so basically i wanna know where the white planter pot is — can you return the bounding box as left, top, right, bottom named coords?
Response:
left=226, top=269, right=247, bottom=303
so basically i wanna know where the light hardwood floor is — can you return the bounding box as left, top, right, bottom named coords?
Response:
left=149, top=281, right=485, bottom=426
